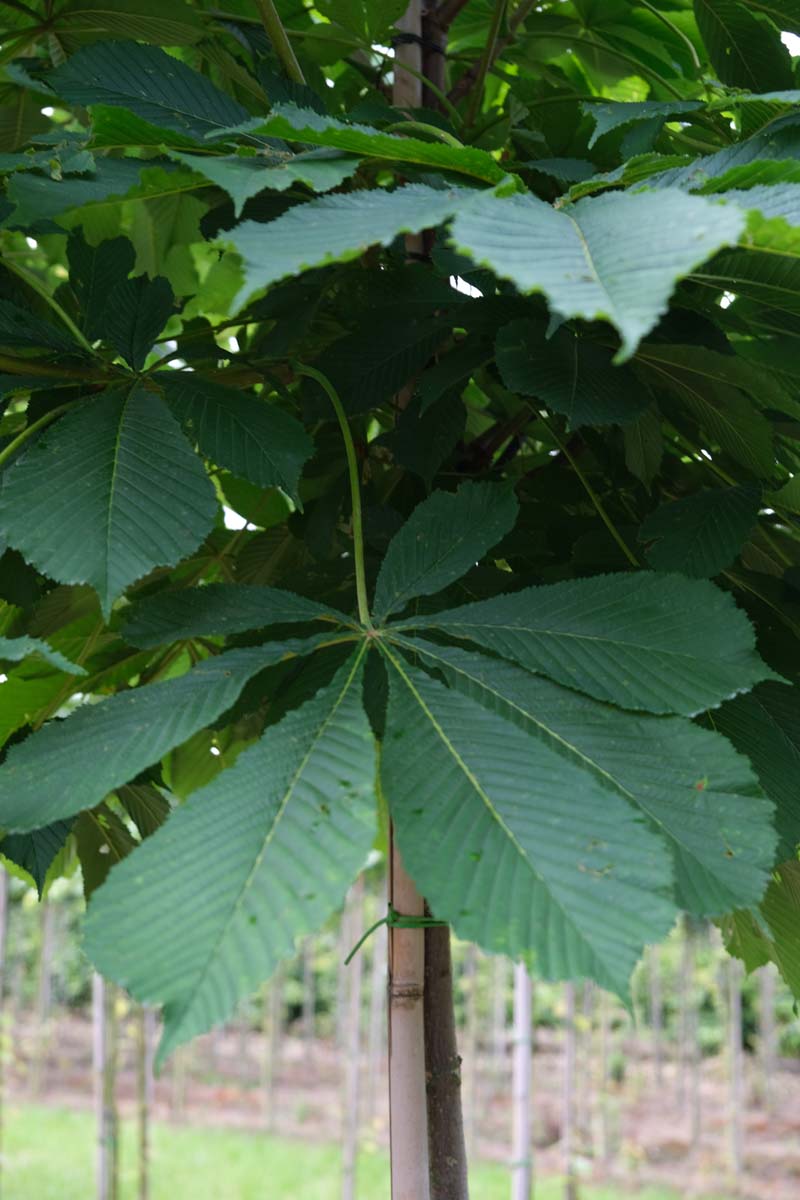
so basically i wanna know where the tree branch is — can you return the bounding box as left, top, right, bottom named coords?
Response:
left=254, top=0, right=306, bottom=85
left=448, top=0, right=535, bottom=106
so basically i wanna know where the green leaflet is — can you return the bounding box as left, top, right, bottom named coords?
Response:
left=168, top=149, right=361, bottom=217
left=55, top=0, right=204, bottom=45
left=0, top=386, right=218, bottom=617
left=581, top=100, right=703, bottom=149
left=0, top=300, right=83, bottom=355
left=161, top=375, right=313, bottom=503
left=0, top=819, right=74, bottom=897
left=381, top=652, right=677, bottom=996
left=694, top=0, right=794, bottom=90
left=634, top=345, right=777, bottom=476
left=723, top=860, right=800, bottom=997
left=66, top=230, right=136, bottom=341
left=49, top=41, right=249, bottom=140
left=0, top=634, right=86, bottom=675
left=639, top=485, right=762, bottom=577
left=123, top=583, right=353, bottom=648
left=495, top=320, right=650, bottom=429
left=449, top=188, right=745, bottom=361
left=712, top=682, right=800, bottom=860
left=393, top=571, right=776, bottom=715
left=228, top=184, right=473, bottom=307
left=392, top=638, right=776, bottom=916
left=248, top=105, right=508, bottom=186
left=84, top=651, right=376, bottom=1063
left=372, top=482, right=519, bottom=623
left=3, top=157, right=146, bottom=227
left=0, top=636, right=339, bottom=832
left=75, top=803, right=137, bottom=900
left=102, top=274, right=174, bottom=370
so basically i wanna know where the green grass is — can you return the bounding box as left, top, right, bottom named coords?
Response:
left=3, top=1103, right=728, bottom=1200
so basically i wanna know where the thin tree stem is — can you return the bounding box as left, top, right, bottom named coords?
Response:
left=254, top=0, right=306, bottom=84
left=293, top=364, right=371, bottom=627
left=3, top=259, right=94, bottom=354
left=0, top=401, right=74, bottom=470
left=539, top=421, right=640, bottom=568
left=464, top=0, right=507, bottom=127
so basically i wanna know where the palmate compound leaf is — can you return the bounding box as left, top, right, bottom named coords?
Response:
left=392, top=571, right=777, bottom=715
left=123, top=583, right=354, bottom=648
left=0, top=386, right=218, bottom=617
left=372, top=482, right=519, bottom=623
left=161, top=375, right=313, bottom=503
left=380, top=648, right=677, bottom=996
left=0, top=635, right=343, bottom=832
left=389, top=638, right=776, bottom=916
left=84, top=650, right=375, bottom=1063
left=448, top=188, right=746, bottom=361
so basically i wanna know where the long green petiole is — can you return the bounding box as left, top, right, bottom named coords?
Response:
left=0, top=401, right=74, bottom=471
left=293, top=363, right=371, bottom=628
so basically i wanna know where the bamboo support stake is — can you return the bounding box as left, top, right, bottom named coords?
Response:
left=388, top=841, right=430, bottom=1200
left=424, top=923, right=469, bottom=1199
left=510, top=961, right=533, bottom=1200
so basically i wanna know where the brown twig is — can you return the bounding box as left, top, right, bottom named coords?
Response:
left=448, top=0, right=535, bottom=105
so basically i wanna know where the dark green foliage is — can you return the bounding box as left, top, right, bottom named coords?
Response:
left=0, top=0, right=798, bottom=1065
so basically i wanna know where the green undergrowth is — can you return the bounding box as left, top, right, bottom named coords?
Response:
left=4, top=1103, right=734, bottom=1200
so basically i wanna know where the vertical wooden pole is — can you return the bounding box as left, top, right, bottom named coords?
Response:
left=727, top=959, right=744, bottom=1187
left=563, top=982, right=578, bottom=1200
left=758, top=965, right=777, bottom=1114
left=261, top=966, right=284, bottom=1133
left=491, top=955, right=508, bottom=1081
left=510, top=961, right=532, bottom=1200
left=366, top=917, right=387, bottom=1123
left=342, top=878, right=365, bottom=1200
left=136, top=1006, right=154, bottom=1200
left=0, top=867, right=9, bottom=1195
left=461, top=944, right=478, bottom=1162
left=93, top=974, right=118, bottom=1200
left=648, top=946, right=663, bottom=1090
left=388, top=840, right=430, bottom=1200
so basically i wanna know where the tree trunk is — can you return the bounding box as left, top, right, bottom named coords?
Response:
left=342, top=878, right=365, bottom=1200
left=388, top=839, right=430, bottom=1200
left=648, top=946, right=663, bottom=1090
left=563, top=982, right=578, bottom=1200
left=424, top=923, right=469, bottom=1200
left=727, top=958, right=744, bottom=1186
left=461, top=944, right=478, bottom=1161
left=93, top=974, right=119, bottom=1200
left=577, top=982, right=594, bottom=1151
left=261, top=965, right=284, bottom=1133
left=511, top=961, right=532, bottom=1200
left=758, top=965, right=777, bottom=1114
left=136, top=1006, right=155, bottom=1200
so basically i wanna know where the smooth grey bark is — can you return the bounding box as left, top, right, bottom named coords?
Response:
left=342, top=878, right=365, bottom=1200
left=0, top=868, right=8, bottom=1193
left=261, top=965, right=284, bottom=1132
left=758, top=965, right=777, bottom=1114
left=510, top=961, right=532, bottom=1200
left=727, top=958, right=745, bottom=1184
left=562, top=982, right=578, bottom=1200
left=93, top=974, right=119, bottom=1200
left=424, top=924, right=469, bottom=1200
left=136, top=1006, right=155, bottom=1200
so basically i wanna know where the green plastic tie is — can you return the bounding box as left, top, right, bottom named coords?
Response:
left=344, top=904, right=448, bottom=966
